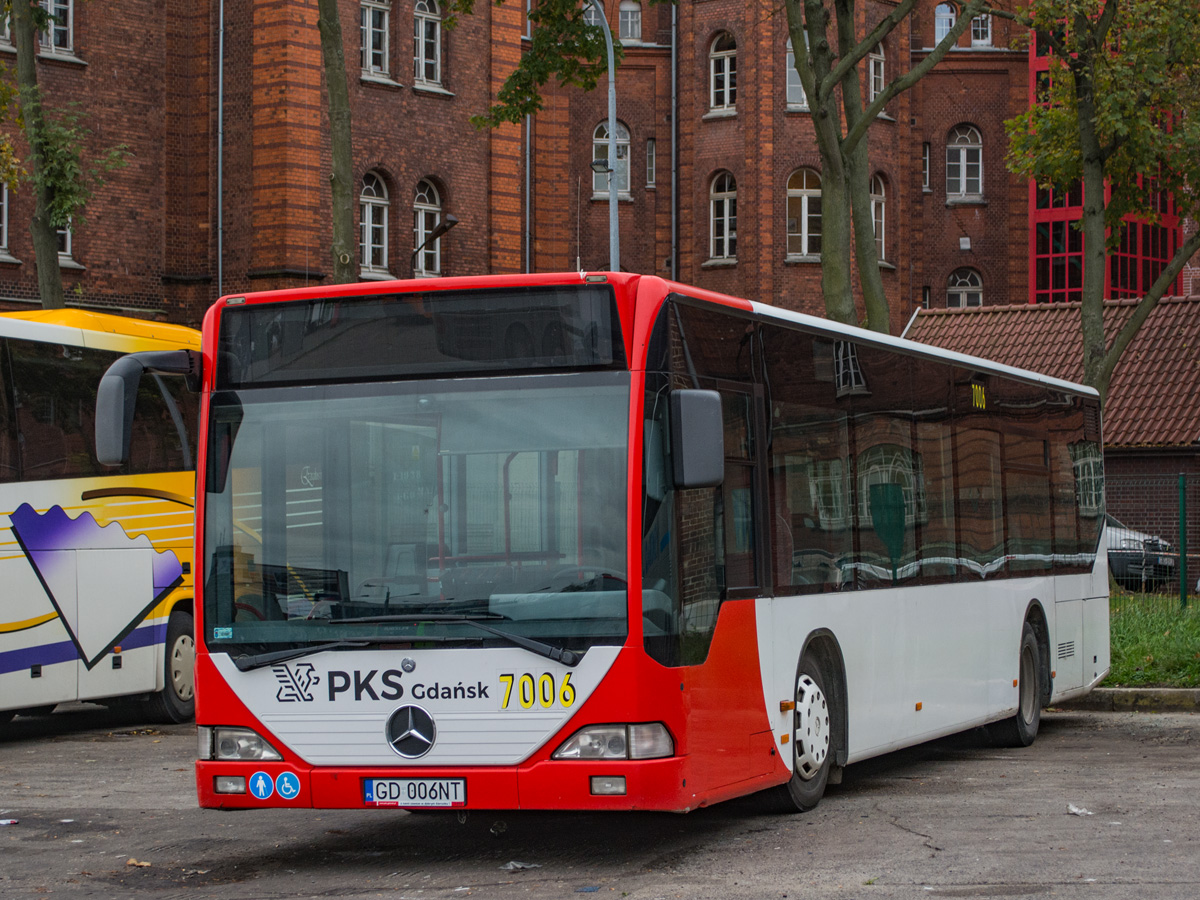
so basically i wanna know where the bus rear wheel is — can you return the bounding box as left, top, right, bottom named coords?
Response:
left=763, top=652, right=835, bottom=813
left=146, top=609, right=195, bottom=724
left=988, top=622, right=1041, bottom=748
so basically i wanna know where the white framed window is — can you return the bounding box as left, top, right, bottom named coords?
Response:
left=592, top=121, right=630, bottom=194
left=709, top=32, right=737, bottom=112
left=786, top=168, right=822, bottom=258
left=947, top=267, right=983, bottom=307
left=971, top=14, right=992, bottom=46
left=618, top=1, right=641, bottom=43
left=946, top=124, right=983, bottom=200
left=868, top=44, right=885, bottom=103
left=935, top=3, right=956, bottom=44
left=582, top=2, right=599, bottom=28
left=414, top=0, right=442, bottom=85
left=709, top=172, right=737, bottom=261
left=361, top=0, right=390, bottom=76
left=56, top=217, right=74, bottom=262
left=922, top=142, right=930, bottom=189
left=645, top=138, right=656, bottom=187
left=870, top=174, right=886, bottom=261
left=413, top=179, right=444, bottom=276
left=41, top=0, right=72, bottom=55
left=359, top=171, right=390, bottom=275
left=785, top=37, right=807, bottom=109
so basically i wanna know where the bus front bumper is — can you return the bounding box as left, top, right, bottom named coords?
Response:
left=196, top=755, right=692, bottom=812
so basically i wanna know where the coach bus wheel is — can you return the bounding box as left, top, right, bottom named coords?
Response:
left=146, top=609, right=196, bottom=724
left=988, top=622, right=1041, bottom=748
left=763, top=652, right=835, bottom=813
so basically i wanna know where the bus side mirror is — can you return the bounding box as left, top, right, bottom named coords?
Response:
left=670, top=389, right=724, bottom=489
left=96, top=350, right=200, bottom=466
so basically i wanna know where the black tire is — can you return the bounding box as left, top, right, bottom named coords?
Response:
left=0, top=710, right=14, bottom=725
left=988, top=622, right=1041, bottom=748
left=761, top=652, right=835, bottom=813
left=146, top=608, right=195, bottom=724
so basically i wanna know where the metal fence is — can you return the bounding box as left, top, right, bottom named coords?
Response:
left=1106, top=472, right=1200, bottom=605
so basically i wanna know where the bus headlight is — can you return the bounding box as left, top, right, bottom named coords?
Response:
left=198, top=725, right=282, bottom=761
left=552, top=723, right=674, bottom=760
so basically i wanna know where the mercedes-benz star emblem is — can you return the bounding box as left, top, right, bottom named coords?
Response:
left=386, top=705, right=436, bottom=759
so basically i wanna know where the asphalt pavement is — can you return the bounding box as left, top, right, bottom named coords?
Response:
left=2, top=702, right=1199, bottom=899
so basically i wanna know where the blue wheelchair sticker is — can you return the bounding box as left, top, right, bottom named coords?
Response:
left=249, top=771, right=274, bottom=800
left=275, top=772, right=301, bottom=801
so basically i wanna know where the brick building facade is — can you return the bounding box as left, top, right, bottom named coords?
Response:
left=0, top=1, right=1183, bottom=330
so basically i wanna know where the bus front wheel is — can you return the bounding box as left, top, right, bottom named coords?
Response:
left=763, top=652, right=835, bottom=813
left=988, top=622, right=1041, bottom=748
left=146, top=609, right=196, bottom=724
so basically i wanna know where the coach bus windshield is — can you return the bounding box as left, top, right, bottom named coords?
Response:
left=203, top=372, right=629, bottom=657
left=202, top=285, right=630, bottom=661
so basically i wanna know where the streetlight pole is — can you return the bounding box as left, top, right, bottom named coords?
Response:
left=588, top=0, right=619, bottom=272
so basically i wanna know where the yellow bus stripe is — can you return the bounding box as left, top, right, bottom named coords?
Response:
left=0, top=612, right=59, bottom=633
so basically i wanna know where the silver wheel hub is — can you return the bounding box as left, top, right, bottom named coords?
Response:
left=793, top=673, right=829, bottom=780
left=170, top=633, right=195, bottom=702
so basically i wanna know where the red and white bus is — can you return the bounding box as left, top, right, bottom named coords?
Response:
left=97, top=272, right=1109, bottom=813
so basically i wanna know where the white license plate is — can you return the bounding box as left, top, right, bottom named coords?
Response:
left=364, top=778, right=466, bottom=808
left=1159, top=557, right=1174, bottom=567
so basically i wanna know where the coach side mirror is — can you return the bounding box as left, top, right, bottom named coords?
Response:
left=670, top=389, right=724, bottom=489
left=96, top=350, right=201, bottom=466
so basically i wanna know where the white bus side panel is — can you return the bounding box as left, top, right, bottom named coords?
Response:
left=756, top=560, right=1107, bottom=768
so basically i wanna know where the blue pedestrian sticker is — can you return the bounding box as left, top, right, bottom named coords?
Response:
left=275, top=772, right=301, bottom=801
left=249, top=771, right=274, bottom=800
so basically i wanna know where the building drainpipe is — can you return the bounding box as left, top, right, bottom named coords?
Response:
left=525, top=113, right=531, bottom=274
left=217, top=0, right=225, bottom=297
left=670, top=2, right=677, bottom=281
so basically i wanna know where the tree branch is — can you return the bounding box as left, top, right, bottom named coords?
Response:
left=846, top=0, right=986, bottom=155
left=1099, top=228, right=1200, bottom=393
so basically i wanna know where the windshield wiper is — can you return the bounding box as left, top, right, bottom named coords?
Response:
left=331, top=614, right=582, bottom=667
left=231, top=640, right=371, bottom=672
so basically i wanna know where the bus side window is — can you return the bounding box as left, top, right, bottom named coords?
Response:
left=8, top=339, right=113, bottom=481
left=0, top=340, right=17, bottom=482
left=127, top=373, right=196, bottom=474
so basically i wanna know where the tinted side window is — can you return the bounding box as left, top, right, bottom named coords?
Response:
left=127, top=373, right=197, bottom=474
left=7, top=338, right=114, bottom=481
left=3, top=338, right=195, bottom=483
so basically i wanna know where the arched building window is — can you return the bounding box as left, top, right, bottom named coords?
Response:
left=785, top=36, right=807, bottom=109
left=359, top=171, right=390, bottom=275
left=868, top=44, right=885, bottom=102
left=413, top=179, right=443, bottom=276
left=709, top=172, right=737, bottom=261
left=593, top=121, right=631, bottom=194
left=361, top=0, right=390, bottom=76
left=947, top=267, right=983, bottom=307
left=618, top=0, right=641, bottom=43
left=710, top=32, right=737, bottom=111
left=870, top=174, right=886, bottom=261
left=935, top=3, right=956, bottom=43
left=414, top=0, right=442, bottom=85
left=786, top=168, right=822, bottom=258
left=946, top=124, right=983, bottom=200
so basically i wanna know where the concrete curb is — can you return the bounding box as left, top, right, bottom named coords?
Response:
left=1054, top=687, right=1200, bottom=713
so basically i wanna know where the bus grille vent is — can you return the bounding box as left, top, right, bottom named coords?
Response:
left=1057, top=641, right=1076, bottom=660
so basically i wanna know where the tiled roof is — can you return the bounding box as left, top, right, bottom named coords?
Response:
left=904, top=296, right=1200, bottom=449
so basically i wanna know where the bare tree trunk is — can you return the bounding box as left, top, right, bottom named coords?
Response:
left=317, top=0, right=356, bottom=283
left=1072, top=27, right=1112, bottom=402
left=12, top=0, right=64, bottom=309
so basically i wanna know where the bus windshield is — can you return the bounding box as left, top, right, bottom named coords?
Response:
left=202, top=372, right=630, bottom=657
